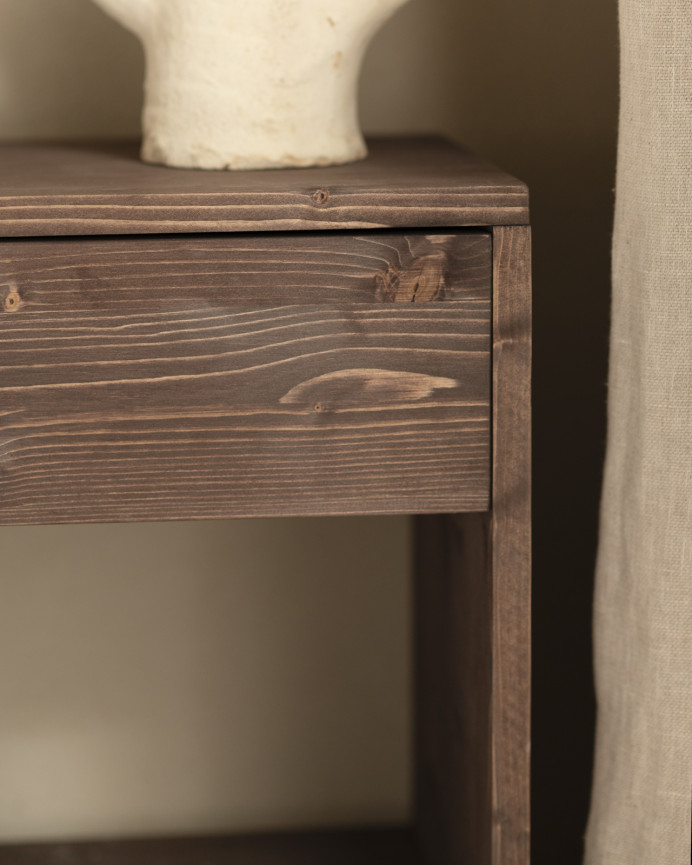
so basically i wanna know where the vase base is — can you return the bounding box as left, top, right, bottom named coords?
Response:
left=141, top=139, right=369, bottom=172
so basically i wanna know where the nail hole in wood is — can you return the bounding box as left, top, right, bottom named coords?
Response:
left=312, top=188, right=330, bottom=205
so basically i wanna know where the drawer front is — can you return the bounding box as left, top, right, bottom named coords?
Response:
left=0, top=232, right=491, bottom=524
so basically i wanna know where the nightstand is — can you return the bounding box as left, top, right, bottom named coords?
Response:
left=0, top=138, right=530, bottom=865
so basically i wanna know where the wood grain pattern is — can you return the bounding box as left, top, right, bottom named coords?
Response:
left=0, top=232, right=491, bottom=525
left=415, top=511, right=493, bottom=865
left=0, top=139, right=529, bottom=238
left=0, top=827, right=419, bottom=865
left=0, top=231, right=491, bottom=307
left=414, top=226, right=530, bottom=865
left=489, top=225, right=531, bottom=865
left=0, top=142, right=530, bottom=865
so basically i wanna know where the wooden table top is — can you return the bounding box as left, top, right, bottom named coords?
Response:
left=0, top=137, right=528, bottom=237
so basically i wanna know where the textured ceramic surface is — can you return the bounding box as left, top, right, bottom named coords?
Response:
left=92, top=0, right=410, bottom=170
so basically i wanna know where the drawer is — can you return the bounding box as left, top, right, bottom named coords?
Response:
left=0, top=231, right=491, bottom=524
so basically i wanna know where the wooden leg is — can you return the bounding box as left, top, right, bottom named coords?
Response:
left=415, top=226, right=531, bottom=865
left=414, top=509, right=530, bottom=865
left=414, top=512, right=493, bottom=865
left=488, top=225, right=531, bottom=865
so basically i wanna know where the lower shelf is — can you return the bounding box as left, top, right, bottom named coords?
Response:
left=0, top=827, right=418, bottom=864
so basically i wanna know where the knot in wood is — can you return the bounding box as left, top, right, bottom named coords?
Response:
left=3, top=284, right=22, bottom=313
left=376, top=256, right=446, bottom=302
left=311, top=188, right=330, bottom=205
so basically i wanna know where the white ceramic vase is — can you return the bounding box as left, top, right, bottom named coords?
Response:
left=92, top=0, right=410, bottom=170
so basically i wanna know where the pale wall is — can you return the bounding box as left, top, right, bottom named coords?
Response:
left=0, top=0, right=618, bottom=860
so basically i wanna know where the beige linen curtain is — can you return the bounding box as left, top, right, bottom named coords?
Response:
left=585, top=1, right=692, bottom=863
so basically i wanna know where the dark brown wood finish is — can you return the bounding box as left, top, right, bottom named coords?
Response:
left=489, top=225, right=531, bottom=865
left=0, top=139, right=529, bottom=238
left=415, top=511, right=493, bottom=865
left=0, top=232, right=491, bottom=524
left=0, top=231, right=491, bottom=306
left=0, top=141, right=530, bottom=865
left=414, top=226, right=530, bottom=865
left=0, top=828, right=418, bottom=865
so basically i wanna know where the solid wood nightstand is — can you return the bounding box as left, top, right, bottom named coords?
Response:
left=0, top=138, right=530, bottom=865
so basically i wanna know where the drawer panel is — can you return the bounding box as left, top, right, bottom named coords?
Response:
left=0, top=232, right=491, bottom=524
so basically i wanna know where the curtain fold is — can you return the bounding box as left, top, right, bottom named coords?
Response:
left=585, top=2, right=692, bottom=863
